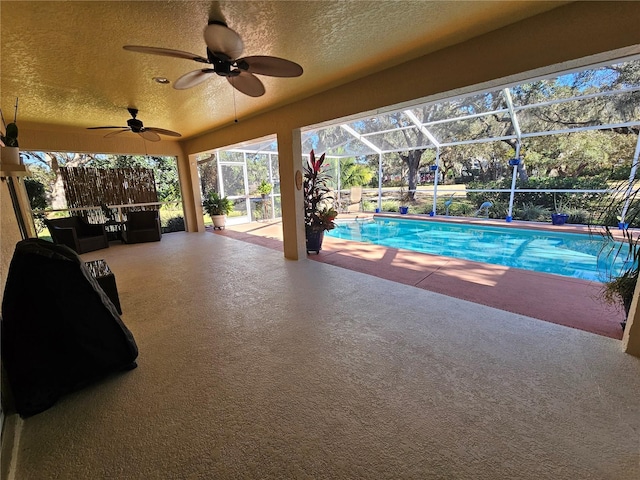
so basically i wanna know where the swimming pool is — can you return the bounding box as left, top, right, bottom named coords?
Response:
left=326, top=217, right=628, bottom=282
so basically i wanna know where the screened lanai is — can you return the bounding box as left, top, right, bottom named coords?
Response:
left=200, top=56, right=640, bottom=224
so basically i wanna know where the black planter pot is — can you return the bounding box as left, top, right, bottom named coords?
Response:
left=306, top=230, right=324, bottom=254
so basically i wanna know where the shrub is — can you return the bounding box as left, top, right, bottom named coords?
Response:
left=566, top=209, right=590, bottom=225
left=449, top=202, right=474, bottom=216
left=382, top=200, right=399, bottom=212
left=517, top=203, right=550, bottom=221
left=162, top=216, right=185, bottom=233
left=468, top=175, right=609, bottom=212
left=486, top=200, right=509, bottom=219
left=362, top=200, right=376, bottom=211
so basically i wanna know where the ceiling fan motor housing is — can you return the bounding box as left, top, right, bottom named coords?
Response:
left=127, top=118, right=144, bottom=132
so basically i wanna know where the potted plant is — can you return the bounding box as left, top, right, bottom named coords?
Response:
left=598, top=227, right=639, bottom=331
left=256, top=179, right=272, bottom=198
left=398, top=180, right=409, bottom=214
left=304, top=150, right=337, bottom=253
left=203, top=191, right=233, bottom=230
left=551, top=193, right=569, bottom=225
left=0, top=97, right=20, bottom=165
left=255, top=179, right=273, bottom=221
left=593, top=181, right=640, bottom=331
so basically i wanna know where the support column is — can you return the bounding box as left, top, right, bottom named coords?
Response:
left=178, top=147, right=205, bottom=232
left=277, top=129, right=306, bottom=260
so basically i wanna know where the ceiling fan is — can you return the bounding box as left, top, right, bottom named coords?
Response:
left=87, top=108, right=181, bottom=142
left=123, top=20, right=303, bottom=97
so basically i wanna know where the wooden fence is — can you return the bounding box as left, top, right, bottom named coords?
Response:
left=60, top=167, right=159, bottom=222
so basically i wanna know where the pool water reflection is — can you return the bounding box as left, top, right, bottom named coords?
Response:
left=327, top=217, right=628, bottom=282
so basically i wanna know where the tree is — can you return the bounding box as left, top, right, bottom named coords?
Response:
left=21, top=151, right=103, bottom=208
left=339, top=158, right=373, bottom=188
left=354, top=109, right=433, bottom=200
left=24, top=178, right=47, bottom=210
left=197, top=154, right=218, bottom=196
left=22, top=151, right=181, bottom=209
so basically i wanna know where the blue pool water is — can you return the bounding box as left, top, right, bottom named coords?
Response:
left=326, top=217, right=629, bottom=282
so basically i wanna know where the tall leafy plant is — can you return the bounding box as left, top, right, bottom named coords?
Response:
left=592, top=177, right=640, bottom=322
left=203, top=191, right=233, bottom=216
left=304, top=150, right=337, bottom=233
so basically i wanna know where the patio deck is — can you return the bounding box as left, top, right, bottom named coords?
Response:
left=9, top=231, right=640, bottom=479
left=213, top=215, right=626, bottom=340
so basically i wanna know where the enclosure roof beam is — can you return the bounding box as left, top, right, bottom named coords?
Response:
left=520, top=121, right=640, bottom=138
left=340, top=124, right=383, bottom=155
left=513, top=85, right=640, bottom=111
left=404, top=110, right=441, bottom=148
left=503, top=88, right=522, bottom=143
left=421, top=108, right=509, bottom=127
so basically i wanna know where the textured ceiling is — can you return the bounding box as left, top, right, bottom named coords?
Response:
left=0, top=1, right=565, bottom=140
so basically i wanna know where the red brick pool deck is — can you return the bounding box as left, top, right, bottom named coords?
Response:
left=211, top=215, right=626, bottom=340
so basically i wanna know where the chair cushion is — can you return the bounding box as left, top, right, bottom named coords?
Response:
left=127, top=211, right=159, bottom=229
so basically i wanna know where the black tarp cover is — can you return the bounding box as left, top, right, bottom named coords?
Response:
left=1, top=239, right=138, bottom=417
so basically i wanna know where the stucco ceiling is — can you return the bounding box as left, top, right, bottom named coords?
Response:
left=0, top=1, right=566, bottom=141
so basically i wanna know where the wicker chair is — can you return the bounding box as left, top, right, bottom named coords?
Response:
left=44, top=216, right=109, bottom=254
left=122, top=210, right=162, bottom=244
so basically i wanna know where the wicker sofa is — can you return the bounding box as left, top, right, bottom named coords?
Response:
left=44, top=216, right=109, bottom=254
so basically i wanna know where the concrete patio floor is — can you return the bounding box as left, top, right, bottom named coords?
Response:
left=213, top=215, right=626, bottom=340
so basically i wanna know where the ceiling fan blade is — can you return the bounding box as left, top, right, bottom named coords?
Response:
left=87, top=126, right=127, bottom=130
left=146, top=127, right=182, bottom=137
left=174, top=69, right=214, bottom=90
left=204, top=22, right=244, bottom=59
left=123, top=45, right=209, bottom=63
left=104, top=129, right=131, bottom=138
left=139, top=129, right=161, bottom=142
left=228, top=71, right=265, bottom=97
left=238, top=56, right=303, bottom=77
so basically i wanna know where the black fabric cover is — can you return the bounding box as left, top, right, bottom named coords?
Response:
left=1, top=239, right=138, bottom=417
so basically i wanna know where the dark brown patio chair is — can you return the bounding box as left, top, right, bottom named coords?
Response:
left=122, top=210, right=162, bottom=244
left=44, top=216, right=109, bottom=254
